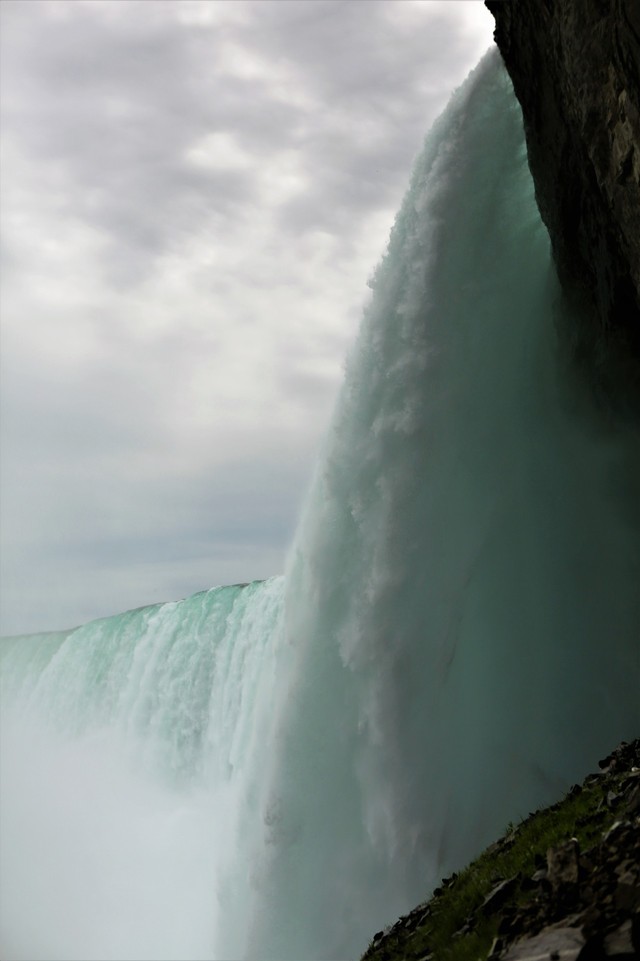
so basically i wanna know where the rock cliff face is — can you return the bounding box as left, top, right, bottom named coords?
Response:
left=485, top=0, right=640, bottom=354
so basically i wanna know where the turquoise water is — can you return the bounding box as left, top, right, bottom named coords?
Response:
left=1, top=580, right=286, bottom=959
left=1, top=50, right=639, bottom=960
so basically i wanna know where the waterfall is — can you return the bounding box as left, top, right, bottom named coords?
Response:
left=1, top=580, right=286, bottom=960
left=1, top=50, right=638, bottom=961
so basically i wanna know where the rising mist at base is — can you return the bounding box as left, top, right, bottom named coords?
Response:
left=1, top=51, right=638, bottom=961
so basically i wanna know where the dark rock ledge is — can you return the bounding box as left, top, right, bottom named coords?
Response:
left=360, top=739, right=640, bottom=961
left=485, top=0, right=640, bottom=353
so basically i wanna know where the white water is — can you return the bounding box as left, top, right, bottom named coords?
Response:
left=1, top=51, right=639, bottom=960
left=1, top=580, right=286, bottom=960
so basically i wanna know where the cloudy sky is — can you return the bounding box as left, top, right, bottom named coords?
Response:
left=0, top=0, right=494, bottom=635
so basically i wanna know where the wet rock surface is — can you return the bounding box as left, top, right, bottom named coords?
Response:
left=485, top=0, right=640, bottom=352
left=489, top=744, right=640, bottom=957
left=361, top=740, right=640, bottom=961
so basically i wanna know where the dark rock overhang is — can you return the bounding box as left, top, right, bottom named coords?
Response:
left=485, top=0, right=640, bottom=354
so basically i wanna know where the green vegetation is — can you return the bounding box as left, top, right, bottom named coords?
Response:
left=361, top=771, right=622, bottom=961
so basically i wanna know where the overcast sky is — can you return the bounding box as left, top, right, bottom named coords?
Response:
left=0, top=0, right=494, bottom=635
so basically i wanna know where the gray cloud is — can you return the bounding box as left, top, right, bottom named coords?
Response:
left=1, top=0, right=487, bottom=276
left=0, top=0, right=493, bottom=634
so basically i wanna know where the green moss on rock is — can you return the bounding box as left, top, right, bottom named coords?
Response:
left=361, top=739, right=639, bottom=961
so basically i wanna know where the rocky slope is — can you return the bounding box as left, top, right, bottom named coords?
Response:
left=485, top=0, right=640, bottom=356
left=360, top=739, right=640, bottom=960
